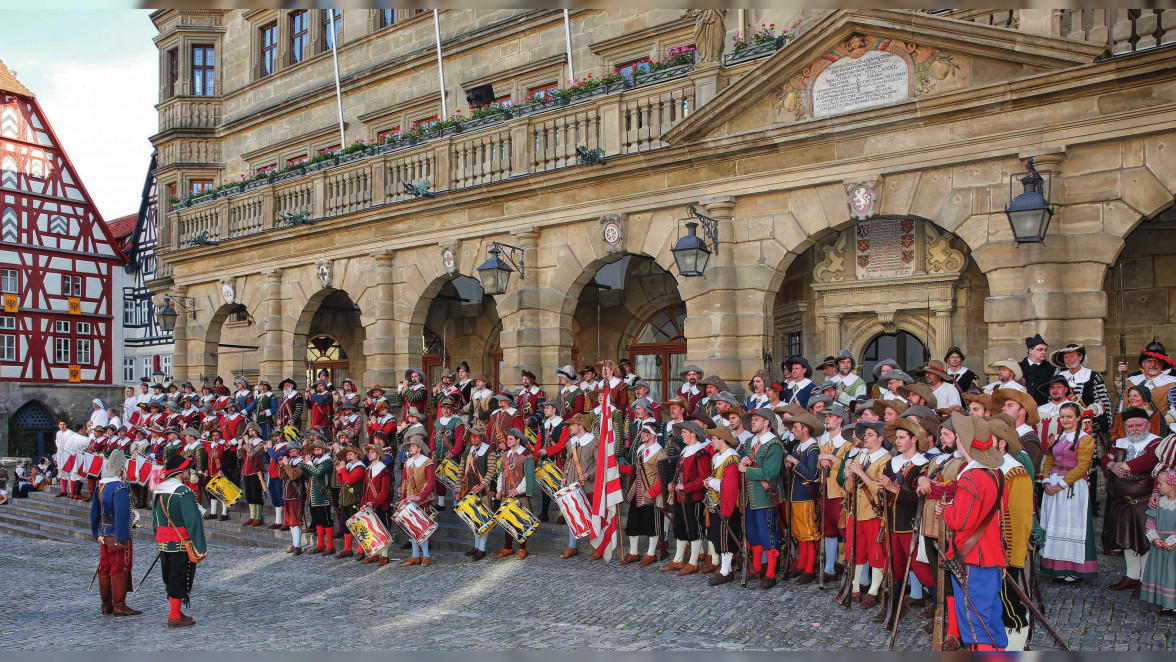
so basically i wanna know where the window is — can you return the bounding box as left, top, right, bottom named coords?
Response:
left=55, top=320, right=69, bottom=334
left=161, top=355, right=172, bottom=378
left=786, top=331, right=802, bottom=358
left=2, top=207, right=16, bottom=242
left=527, top=83, right=558, bottom=100
left=257, top=164, right=276, bottom=175
left=0, top=316, right=14, bottom=361
left=290, top=11, right=309, bottom=64
left=62, top=274, right=82, bottom=297
left=382, top=9, right=426, bottom=27
left=260, top=22, right=279, bottom=77
left=124, top=357, right=136, bottom=382
left=192, top=45, right=215, bottom=96
left=615, top=58, right=652, bottom=79
left=318, top=145, right=341, bottom=156
left=77, top=322, right=91, bottom=335
left=494, top=94, right=514, bottom=108
left=629, top=305, right=688, bottom=403
left=141, top=357, right=152, bottom=380
left=287, top=155, right=308, bottom=167
left=1, top=268, right=17, bottom=294
left=76, top=338, right=91, bottom=365
left=190, top=180, right=213, bottom=195
left=322, top=10, right=341, bottom=52
left=167, top=48, right=178, bottom=98
left=166, top=182, right=177, bottom=201
left=410, top=116, right=438, bottom=131
left=377, top=126, right=401, bottom=142
left=123, top=296, right=145, bottom=326
left=54, top=337, right=69, bottom=364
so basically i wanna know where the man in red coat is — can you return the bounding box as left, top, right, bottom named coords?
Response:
left=367, top=400, right=398, bottom=446
left=487, top=393, right=525, bottom=451
left=937, top=413, right=1007, bottom=650
left=518, top=369, right=545, bottom=434
left=676, top=365, right=706, bottom=416
left=1100, top=406, right=1161, bottom=594
left=359, top=439, right=393, bottom=565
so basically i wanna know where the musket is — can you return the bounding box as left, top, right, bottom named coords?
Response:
left=931, top=527, right=946, bottom=650
left=818, top=466, right=827, bottom=589
left=836, top=460, right=858, bottom=607
left=933, top=542, right=998, bottom=647
left=132, top=551, right=161, bottom=596
left=1002, top=565, right=1072, bottom=650
left=88, top=557, right=101, bottom=590
left=889, top=498, right=924, bottom=650
left=879, top=483, right=894, bottom=619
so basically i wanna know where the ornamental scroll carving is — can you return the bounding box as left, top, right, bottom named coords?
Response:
left=812, top=231, right=849, bottom=283
left=924, top=225, right=965, bottom=274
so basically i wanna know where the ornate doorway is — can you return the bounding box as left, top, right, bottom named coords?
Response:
left=862, top=331, right=927, bottom=378
left=305, top=334, right=349, bottom=386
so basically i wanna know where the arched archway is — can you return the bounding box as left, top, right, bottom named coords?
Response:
left=567, top=253, right=686, bottom=390
left=295, top=289, right=365, bottom=387
left=10, top=400, right=56, bottom=458
left=769, top=216, right=988, bottom=378
left=411, top=274, right=500, bottom=386
left=202, top=302, right=259, bottom=384
left=862, top=331, right=928, bottom=381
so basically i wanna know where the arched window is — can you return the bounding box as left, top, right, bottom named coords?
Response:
left=862, top=331, right=927, bottom=380
left=0, top=107, right=17, bottom=138
left=628, top=305, right=687, bottom=403
left=1, top=156, right=16, bottom=189
left=305, top=334, right=348, bottom=386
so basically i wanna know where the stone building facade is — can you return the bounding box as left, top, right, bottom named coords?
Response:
left=149, top=8, right=1176, bottom=399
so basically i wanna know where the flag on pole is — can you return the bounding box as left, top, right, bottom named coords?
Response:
left=590, top=386, right=623, bottom=559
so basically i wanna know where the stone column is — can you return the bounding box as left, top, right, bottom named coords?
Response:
left=933, top=310, right=952, bottom=361
left=170, top=284, right=190, bottom=383
left=498, top=229, right=542, bottom=391
left=822, top=313, right=842, bottom=357
left=363, top=250, right=400, bottom=387
left=259, top=268, right=285, bottom=385
left=690, top=61, right=725, bottom=109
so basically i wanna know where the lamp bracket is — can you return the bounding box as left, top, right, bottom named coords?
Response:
left=167, top=294, right=199, bottom=319
left=684, top=205, right=720, bottom=253
left=490, top=241, right=525, bottom=280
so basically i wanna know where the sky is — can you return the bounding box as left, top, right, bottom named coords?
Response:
left=0, top=10, right=158, bottom=220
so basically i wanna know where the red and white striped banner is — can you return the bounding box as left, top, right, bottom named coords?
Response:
left=590, top=385, right=623, bottom=559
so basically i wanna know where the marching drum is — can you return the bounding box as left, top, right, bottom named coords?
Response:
left=455, top=494, right=497, bottom=537
left=534, top=459, right=565, bottom=498
left=82, top=452, right=105, bottom=479
left=205, top=472, right=243, bottom=508
left=435, top=457, right=462, bottom=494
left=392, top=500, right=438, bottom=545
left=493, top=497, right=540, bottom=543
left=554, top=484, right=594, bottom=539
left=125, top=455, right=156, bottom=485
left=346, top=505, right=394, bottom=556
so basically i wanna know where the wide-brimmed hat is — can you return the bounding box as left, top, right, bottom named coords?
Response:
left=404, top=406, right=425, bottom=420
left=882, top=370, right=915, bottom=386
left=468, top=423, right=489, bottom=438
left=835, top=349, right=856, bottom=370
left=1140, top=339, right=1175, bottom=369
left=375, top=399, right=391, bottom=410
left=630, top=398, right=653, bottom=414
left=565, top=413, right=592, bottom=430
left=872, top=359, right=900, bottom=380
left=366, top=384, right=386, bottom=396
left=471, top=373, right=490, bottom=385
left=679, top=364, right=704, bottom=379
left=338, top=401, right=358, bottom=411
left=400, top=431, right=430, bottom=455
left=984, top=415, right=1022, bottom=457
left=436, top=395, right=457, bottom=409
left=440, top=370, right=455, bottom=381
left=902, top=404, right=937, bottom=422
left=233, top=376, right=250, bottom=389
left=884, top=419, right=929, bottom=453
left=556, top=365, right=579, bottom=383
left=222, top=400, right=238, bottom=411
left=952, top=413, right=1000, bottom=468
left=103, top=450, right=127, bottom=478
left=672, top=419, right=705, bottom=440
left=579, top=364, right=597, bottom=376
left=857, top=420, right=886, bottom=439
left=279, top=378, right=298, bottom=391
left=816, top=355, right=837, bottom=371
left=872, top=399, right=908, bottom=418
left=245, top=422, right=263, bottom=436
left=773, top=402, right=805, bottom=417
left=592, top=360, right=617, bottom=375
left=817, top=381, right=840, bottom=394
left=363, top=442, right=385, bottom=455
left=698, top=375, right=730, bottom=392
left=823, top=404, right=850, bottom=424
left=855, top=399, right=876, bottom=417
left=781, top=356, right=812, bottom=379
left=215, top=385, right=231, bottom=396
left=725, top=405, right=747, bottom=419
left=748, top=369, right=771, bottom=388
left=715, top=391, right=741, bottom=407
left=661, top=396, right=688, bottom=413
left=503, top=428, right=528, bottom=443
left=336, top=445, right=362, bottom=461
left=742, top=407, right=777, bottom=436
left=493, top=392, right=515, bottom=407
left=705, top=426, right=737, bottom=448
left=1049, top=343, right=1086, bottom=369
left=520, top=369, right=537, bottom=381
left=789, top=412, right=825, bottom=438
left=161, top=454, right=193, bottom=479
left=988, top=360, right=1023, bottom=382
left=404, top=368, right=426, bottom=383
left=989, top=388, right=1040, bottom=426
left=1037, top=374, right=1072, bottom=398
left=179, top=427, right=200, bottom=439
left=897, top=382, right=937, bottom=409
left=806, top=394, right=833, bottom=410
left=304, top=438, right=329, bottom=453
left=919, top=360, right=953, bottom=382
left=961, top=390, right=993, bottom=413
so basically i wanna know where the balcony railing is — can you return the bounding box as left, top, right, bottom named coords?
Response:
left=158, top=97, right=222, bottom=132
left=170, top=68, right=697, bottom=247
left=923, top=8, right=1173, bottom=58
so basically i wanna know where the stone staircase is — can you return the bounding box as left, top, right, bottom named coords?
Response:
left=0, top=487, right=601, bottom=556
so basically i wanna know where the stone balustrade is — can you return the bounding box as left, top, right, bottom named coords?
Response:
left=926, top=8, right=1173, bottom=56
left=168, top=72, right=697, bottom=245
left=158, top=97, right=222, bottom=132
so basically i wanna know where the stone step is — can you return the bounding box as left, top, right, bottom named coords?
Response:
left=0, top=518, right=81, bottom=544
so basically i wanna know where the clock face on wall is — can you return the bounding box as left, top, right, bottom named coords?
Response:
left=602, top=221, right=621, bottom=245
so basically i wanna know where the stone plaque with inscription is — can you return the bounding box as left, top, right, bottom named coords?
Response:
left=855, top=218, right=915, bottom=280
left=812, top=50, right=910, bottom=118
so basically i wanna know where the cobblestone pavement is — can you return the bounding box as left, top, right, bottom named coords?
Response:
left=0, top=532, right=1170, bottom=650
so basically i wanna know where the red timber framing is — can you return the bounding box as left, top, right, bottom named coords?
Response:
left=1, top=68, right=127, bottom=384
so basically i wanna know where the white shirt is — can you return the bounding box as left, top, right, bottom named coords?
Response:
left=89, top=407, right=110, bottom=427
left=571, top=432, right=595, bottom=448
left=889, top=452, right=928, bottom=474
left=123, top=397, right=139, bottom=421
left=705, top=448, right=739, bottom=490
left=984, top=379, right=1026, bottom=394
left=931, top=382, right=962, bottom=409
left=406, top=454, right=428, bottom=469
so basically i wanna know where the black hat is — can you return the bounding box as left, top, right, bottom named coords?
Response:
left=1121, top=406, right=1151, bottom=423
left=1025, top=334, right=1047, bottom=350
left=1037, top=374, right=1072, bottom=397
left=457, top=361, right=471, bottom=373
left=1140, top=339, right=1174, bottom=369
left=944, top=346, right=965, bottom=362
left=781, top=355, right=812, bottom=379
left=161, top=454, right=193, bottom=479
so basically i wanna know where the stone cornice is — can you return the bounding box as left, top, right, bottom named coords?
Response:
left=589, top=17, right=694, bottom=57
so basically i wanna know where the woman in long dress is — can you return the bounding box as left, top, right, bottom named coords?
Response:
left=1039, top=402, right=1099, bottom=582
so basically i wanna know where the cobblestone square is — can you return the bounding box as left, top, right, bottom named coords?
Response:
left=0, top=532, right=1169, bottom=650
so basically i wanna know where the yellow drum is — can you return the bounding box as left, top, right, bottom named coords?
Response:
left=535, top=459, right=564, bottom=498
left=455, top=493, right=497, bottom=537
left=205, top=472, right=243, bottom=508
left=435, top=457, right=462, bottom=494
left=494, top=497, right=540, bottom=543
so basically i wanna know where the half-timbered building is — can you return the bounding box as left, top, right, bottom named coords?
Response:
left=120, top=153, right=173, bottom=384
left=0, top=58, right=126, bottom=455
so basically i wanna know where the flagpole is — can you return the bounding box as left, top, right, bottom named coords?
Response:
left=563, top=9, right=575, bottom=82
left=432, top=9, right=448, bottom=121
left=329, top=9, right=346, bottom=149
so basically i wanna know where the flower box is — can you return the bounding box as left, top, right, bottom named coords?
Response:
left=512, top=97, right=567, bottom=117
left=726, top=37, right=787, bottom=65
left=439, top=124, right=464, bottom=138
left=462, top=113, right=509, bottom=131
left=273, top=168, right=305, bottom=183
left=244, top=179, right=269, bottom=191
left=304, top=158, right=337, bottom=173
left=632, top=63, right=694, bottom=87
left=336, top=150, right=369, bottom=165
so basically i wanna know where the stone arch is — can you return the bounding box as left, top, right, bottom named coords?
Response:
left=293, top=287, right=366, bottom=386
left=201, top=301, right=258, bottom=383
left=406, top=269, right=500, bottom=381
left=9, top=399, right=57, bottom=458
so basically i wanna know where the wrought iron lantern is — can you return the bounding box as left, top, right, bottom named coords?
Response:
left=476, top=242, right=525, bottom=296
left=672, top=205, right=719, bottom=277
left=1004, top=158, right=1054, bottom=244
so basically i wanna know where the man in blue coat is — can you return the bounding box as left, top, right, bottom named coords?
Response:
left=89, top=450, right=141, bottom=616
